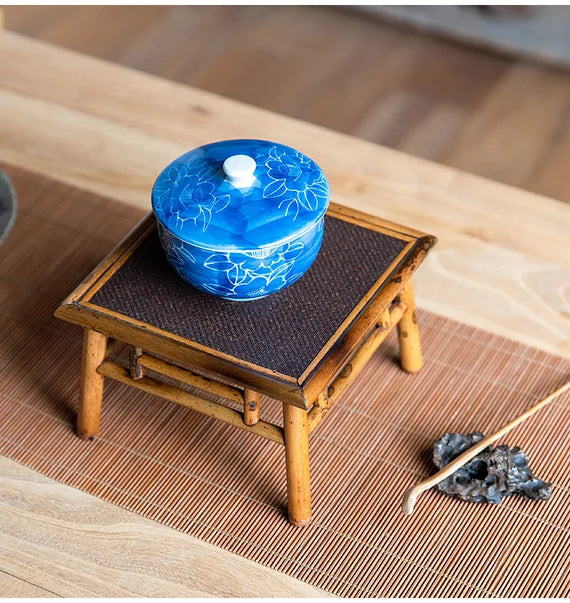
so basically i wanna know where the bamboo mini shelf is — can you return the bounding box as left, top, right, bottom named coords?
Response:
left=55, top=203, right=436, bottom=525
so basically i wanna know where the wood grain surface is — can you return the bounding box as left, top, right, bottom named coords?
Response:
left=1, top=32, right=568, bottom=358
left=5, top=6, right=570, bottom=205
left=0, top=457, right=326, bottom=597
left=0, top=22, right=569, bottom=598
left=0, top=569, right=55, bottom=598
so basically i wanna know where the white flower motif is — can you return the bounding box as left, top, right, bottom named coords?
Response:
left=202, top=239, right=306, bottom=295
left=262, top=146, right=329, bottom=221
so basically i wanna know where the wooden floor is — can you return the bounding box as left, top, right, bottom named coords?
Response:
left=6, top=5, right=570, bottom=203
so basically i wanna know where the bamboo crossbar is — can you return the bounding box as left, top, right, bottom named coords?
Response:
left=307, top=302, right=406, bottom=434
left=97, top=360, right=284, bottom=445
left=138, top=353, right=245, bottom=405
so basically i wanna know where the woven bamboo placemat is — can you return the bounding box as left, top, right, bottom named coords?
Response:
left=1, top=165, right=569, bottom=597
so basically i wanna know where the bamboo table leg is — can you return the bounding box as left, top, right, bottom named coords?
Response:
left=283, top=403, right=312, bottom=526
left=397, top=279, right=424, bottom=374
left=77, top=328, right=107, bottom=440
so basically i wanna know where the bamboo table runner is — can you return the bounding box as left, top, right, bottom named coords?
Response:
left=1, top=165, right=569, bottom=597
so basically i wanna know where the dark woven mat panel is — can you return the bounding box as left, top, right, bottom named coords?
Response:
left=91, top=217, right=407, bottom=379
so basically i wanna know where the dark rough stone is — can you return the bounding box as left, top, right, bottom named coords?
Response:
left=433, top=432, right=552, bottom=504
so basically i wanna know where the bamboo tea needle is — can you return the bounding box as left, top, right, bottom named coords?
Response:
left=402, top=380, right=570, bottom=516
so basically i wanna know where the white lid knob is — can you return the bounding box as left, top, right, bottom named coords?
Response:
left=223, top=154, right=256, bottom=187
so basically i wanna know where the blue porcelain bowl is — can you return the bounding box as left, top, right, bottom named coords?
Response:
left=151, top=139, right=330, bottom=300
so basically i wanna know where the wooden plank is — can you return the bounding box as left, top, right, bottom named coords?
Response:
left=2, top=6, right=68, bottom=35
left=0, top=456, right=325, bottom=597
left=443, top=63, right=570, bottom=189
left=0, top=33, right=566, bottom=265
left=525, top=116, right=570, bottom=204
left=25, top=6, right=166, bottom=61
left=0, top=571, right=57, bottom=598
left=398, top=103, right=466, bottom=161
left=0, top=33, right=568, bottom=361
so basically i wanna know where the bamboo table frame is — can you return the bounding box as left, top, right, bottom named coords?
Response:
left=55, top=202, right=436, bottom=526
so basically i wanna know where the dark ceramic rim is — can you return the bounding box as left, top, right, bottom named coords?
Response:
left=0, top=172, right=17, bottom=246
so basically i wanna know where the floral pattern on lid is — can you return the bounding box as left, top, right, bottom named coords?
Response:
left=152, top=139, right=330, bottom=251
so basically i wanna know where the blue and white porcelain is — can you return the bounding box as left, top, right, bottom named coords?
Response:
left=151, top=139, right=330, bottom=300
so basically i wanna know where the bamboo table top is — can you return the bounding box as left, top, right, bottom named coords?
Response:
left=55, top=208, right=435, bottom=408
left=1, top=30, right=569, bottom=598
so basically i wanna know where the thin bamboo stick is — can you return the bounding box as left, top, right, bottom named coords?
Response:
left=307, top=406, right=328, bottom=435
left=138, top=353, right=245, bottom=405
left=97, top=360, right=284, bottom=445
left=314, top=390, right=328, bottom=408
left=401, top=380, right=570, bottom=515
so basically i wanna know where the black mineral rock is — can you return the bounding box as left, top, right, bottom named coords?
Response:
left=433, top=432, right=552, bottom=504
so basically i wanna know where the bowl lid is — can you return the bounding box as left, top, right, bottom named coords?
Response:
left=151, top=139, right=330, bottom=250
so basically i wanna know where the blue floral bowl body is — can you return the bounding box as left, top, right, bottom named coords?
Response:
left=151, top=139, right=330, bottom=300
